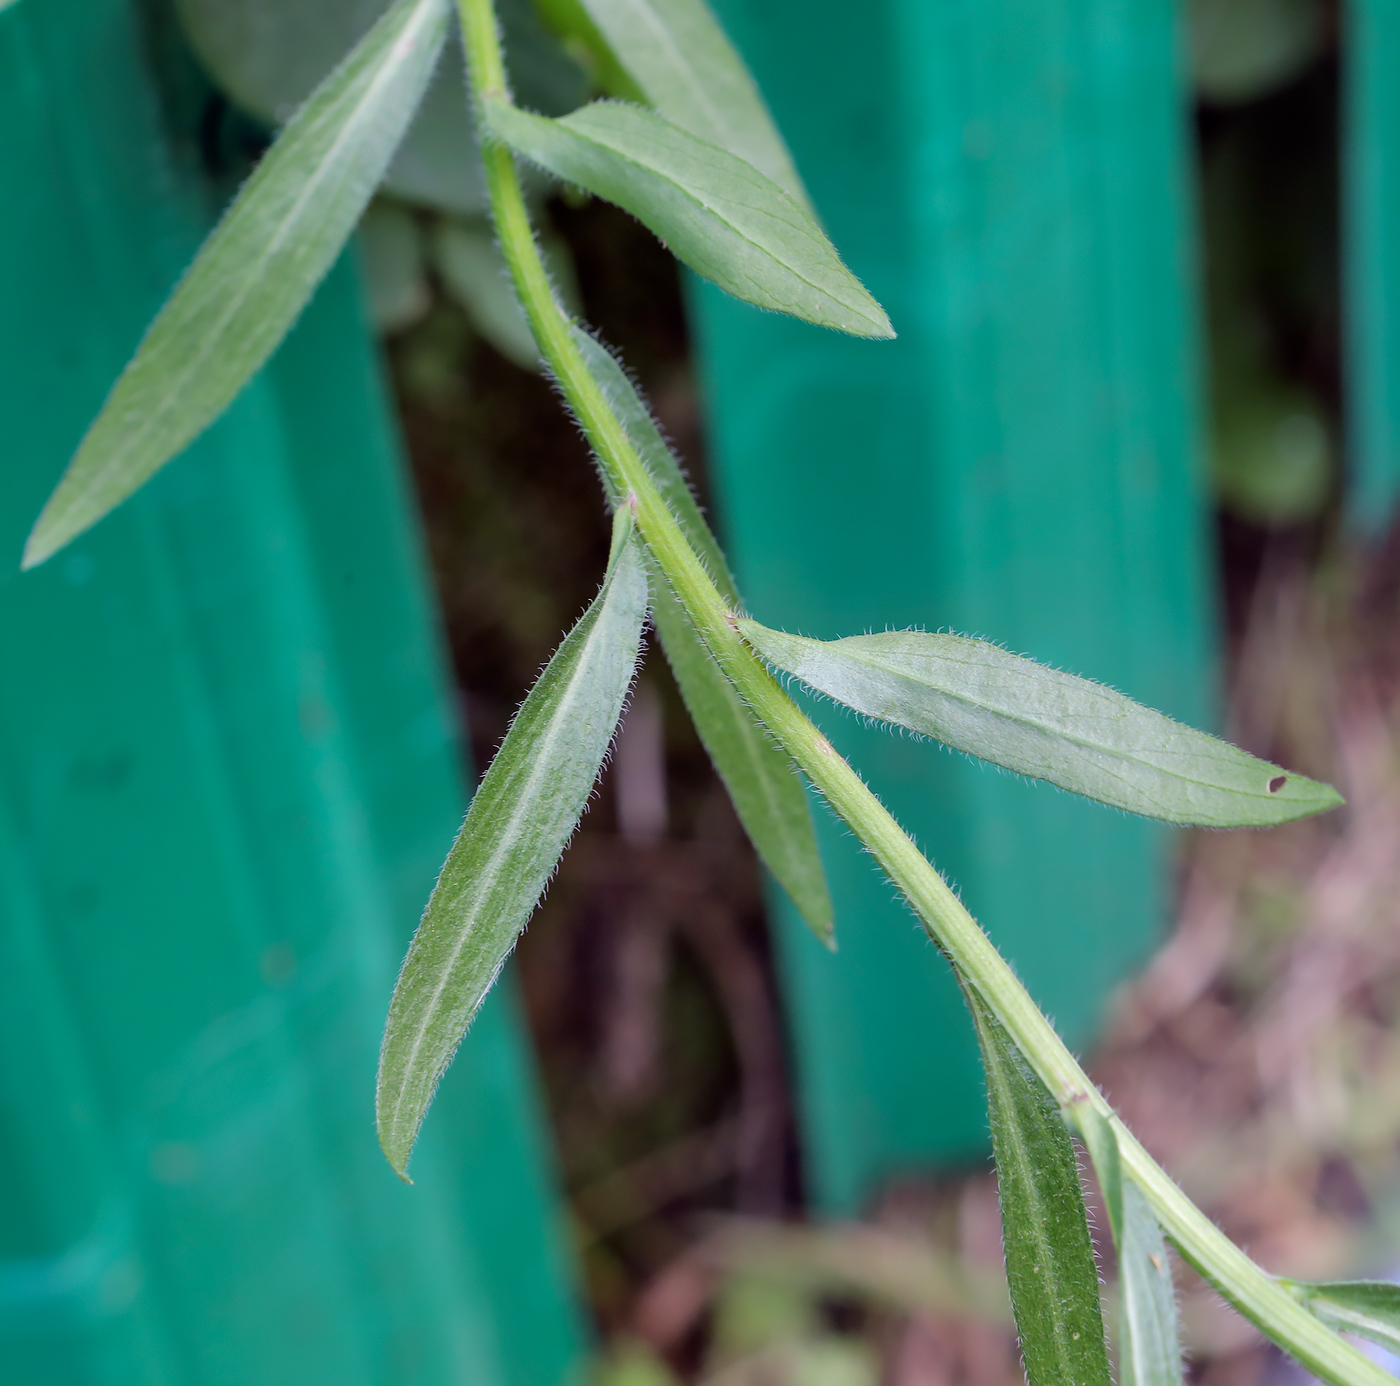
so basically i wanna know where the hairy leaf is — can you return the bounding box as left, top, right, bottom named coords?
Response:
left=377, top=510, right=647, bottom=1177
left=1284, top=1280, right=1400, bottom=1357
left=25, top=0, right=450, bottom=569
left=739, top=625, right=1343, bottom=828
left=1077, top=1106, right=1184, bottom=1386
left=570, top=326, right=737, bottom=597
left=572, top=328, right=833, bottom=942
left=1117, top=1184, right=1185, bottom=1386
left=967, top=989, right=1112, bottom=1386
left=484, top=98, right=892, bottom=339
left=576, top=0, right=810, bottom=207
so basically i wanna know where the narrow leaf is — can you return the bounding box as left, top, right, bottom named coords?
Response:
left=967, top=987, right=1112, bottom=1386
left=1284, top=1281, right=1400, bottom=1356
left=739, top=625, right=1344, bottom=829
left=1117, top=1184, right=1185, bottom=1386
left=484, top=97, right=893, bottom=339
left=571, top=327, right=834, bottom=942
left=377, top=510, right=648, bottom=1177
left=1076, top=1106, right=1184, bottom=1386
left=653, top=589, right=833, bottom=943
left=576, top=0, right=811, bottom=208
left=24, top=0, right=451, bottom=568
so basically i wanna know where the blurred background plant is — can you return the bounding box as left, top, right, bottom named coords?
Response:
left=151, top=0, right=1400, bottom=1378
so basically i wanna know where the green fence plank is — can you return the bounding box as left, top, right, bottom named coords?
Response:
left=0, top=1, right=582, bottom=1381
left=1346, top=0, right=1400, bottom=527
left=689, top=0, right=1214, bottom=1212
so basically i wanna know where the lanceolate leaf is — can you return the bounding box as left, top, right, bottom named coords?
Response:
left=571, top=327, right=834, bottom=942
left=24, top=0, right=450, bottom=569
left=1284, top=1281, right=1400, bottom=1357
left=576, top=0, right=810, bottom=208
left=652, top=589, right=834, bottom=944
left=967, top=988, right=1112, bottom=1386
left=740, top=625, right=1343, bottom=829
left=484, top=98, right=892, bottom=339
left=377, top=510, right=647, bottom=1177
left=1077, top=1106, right=1184, bottom=1386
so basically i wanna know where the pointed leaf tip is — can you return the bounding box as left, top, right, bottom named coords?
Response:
left=24, top=0, right=450, bottom=567
left=484, top=97, right=892, bottom=339
left=740, top=622, right=1343, bottom=829
left=376, top=509, right=647, bottom=1175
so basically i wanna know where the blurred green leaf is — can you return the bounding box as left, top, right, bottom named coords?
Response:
left=176, top=0, right=585, bottom=214
left=572, top=327, right=834, bottom=943
left=576, top=0, right=810, bottom=208
left=25, top=0, right=451, bottom=568
left=1190, top=0, right=1324, bottom=105
left=739, top=623, right=1344, bottom=828
left=534, top=0, right=646, bottom=101
left=359, top=200, right=430, bottom=333
left=967, top=988, right=1112, bottom=1386
left=1284, top=1281, right=1400, bottom=1357
left=484, top=98, right=893, bottom=338
left=1077, top=1107, right=1184, bottom=1386
left=433, top=215, right=580, bottom=368
left=592, top=1340, right=682, bottom=1386
left=1213, top=384, right=1332, bottom=524
left=377, top=509, right=648, bottom=1177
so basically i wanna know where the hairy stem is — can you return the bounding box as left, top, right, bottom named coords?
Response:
left=454, top=3, right=1386, bottom=1381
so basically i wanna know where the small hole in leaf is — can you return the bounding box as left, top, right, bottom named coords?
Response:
left=1268, top=775, right=1288, bottom=793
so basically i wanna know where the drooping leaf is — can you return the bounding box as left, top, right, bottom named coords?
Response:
left=359, top=199, right=430, bottom=333
left=966, top=987, right=1112, bottom=1386
left=652, top=589, right=834, bottom=944
left=1077, top=1106, right=1184, bottom=1386
left=25, top=0, right=451, bottom=569
left=571, top=327, right=834, bottom=942
left=377, top=509, right=648, bottom=1177
left=1283, top=1280, right=1400, bottom=1357
left=575, top=0, right=810, bottom=208
left=739, top=624, right=1343, bottom=829
left=483, top=97, right=892, bottom=339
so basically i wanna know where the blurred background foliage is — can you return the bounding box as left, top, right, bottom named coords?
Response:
left=165, top=0, right=1400, bottom=1379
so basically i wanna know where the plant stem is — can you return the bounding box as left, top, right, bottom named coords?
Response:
left=455, top=4, right=1387, bottom=1382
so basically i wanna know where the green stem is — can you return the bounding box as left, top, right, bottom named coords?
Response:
left=455, top=4, right=1387, bottom=1382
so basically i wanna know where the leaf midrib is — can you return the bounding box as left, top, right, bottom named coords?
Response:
left=386, top=588, right=613, bottom=1135
left=67, top=0, right=442, bottom=518
left=827, top=641, right=1284, bottom=803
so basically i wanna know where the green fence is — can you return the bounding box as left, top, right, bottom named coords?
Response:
left=691, top=0, right=1215, bottom=1213
left=0, top=2, right=581, bottom=1382
left=1348, top=0, right=1400, bottom=525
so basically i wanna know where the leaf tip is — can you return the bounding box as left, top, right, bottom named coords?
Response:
left=21, top=512, right=64, bottom=571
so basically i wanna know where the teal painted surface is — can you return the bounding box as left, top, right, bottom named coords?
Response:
left=690, top=0, right=1214, bottom=1211
left=1346, top=0, right=1400, bottom=527
left=0, top=1, right=582, bottom=1381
